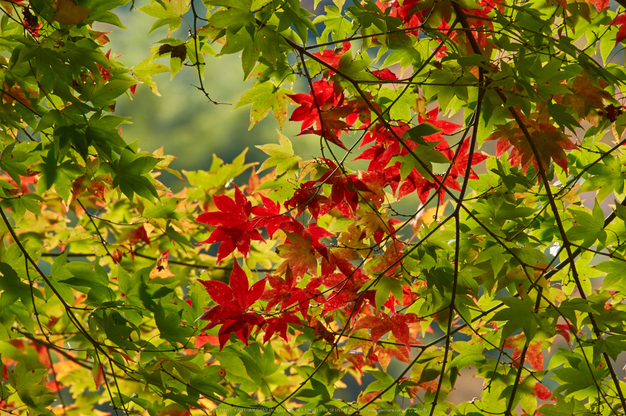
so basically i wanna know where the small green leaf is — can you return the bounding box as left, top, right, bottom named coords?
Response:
left=492, top=296, right=537, bottom=341
left=234, top=82, right=295, bottom=129
left=370, top=275, right=404, bottom=311
left=256, top=131, right=301, bottom=174
left=138, top=0, right=191, bottom=35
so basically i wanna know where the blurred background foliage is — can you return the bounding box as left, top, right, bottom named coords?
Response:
left=101, top=2, right=326, bottom=191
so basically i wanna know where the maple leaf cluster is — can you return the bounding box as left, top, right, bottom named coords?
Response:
left=195, top=185, right=422, bottom=359
left=354, top=109, right=486, bottom=203
left=196, top=186, right=266, bottom=262
left=290, top=76, right=486, bottom=204
left=186, top=1, right=626, bottom=407
left=487, top=116, right=577, bottom=175
left=376, top=0, right=505, bottom=56
left=197, top=262, right=266, bottom=349
left=486, top=70, right=619, bottom=175
left=289, top=43, right=378, bottom=150
left=285, top=159, right=384, bottom=220
left=192, top=4, right=501, bottom=360
left=289, top=79, right=365, bottom=150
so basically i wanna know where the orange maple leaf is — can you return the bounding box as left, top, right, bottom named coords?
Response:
left=276, top=232, right=318, bottom=277
left=352, top=312, right=419, bottom=349
left=487, top=116, right=577, bottom=174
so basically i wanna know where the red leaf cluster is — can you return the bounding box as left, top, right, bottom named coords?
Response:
left=197, top=262, right=266, bottom=349
left=285, top=160, right=379, bottom=220
left=352, top=312, right=420, bottom=350
left=487, top=115, right=577, bottom=175
left=196, top=185, right=265, bottom=262
left=311, top=41, right=351, bottom=76
left=289, top=80, right=356, bottom=149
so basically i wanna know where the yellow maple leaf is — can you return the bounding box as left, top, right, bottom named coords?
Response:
left=410, top=200, right=450, bottom=231
left=53, top=0, right=94, bottom=26
left=276, top=233, right=317, bottom=277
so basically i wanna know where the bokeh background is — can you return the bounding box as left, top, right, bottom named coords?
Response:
left=102, top=1, right=330, bottom=191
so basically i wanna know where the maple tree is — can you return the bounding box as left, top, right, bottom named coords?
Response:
left=2, top=0, right=626, bottom=415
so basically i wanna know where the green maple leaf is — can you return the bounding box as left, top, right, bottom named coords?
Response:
left=257, top=132, right=302, bottom=175
left=566, top=200, right=607, bottom=248
left=491, top=296, right=538, bottom=341
left=599, top=260, right=626, bottom=292
left=369, top=275, right=404, bottom=311
left=234, top=82, right=295, bottom=129
left=450, top=339, right=487, bottom=368
left=578, top=155, right=626, bottom=202
left=138, top=0, right=190, bottom=35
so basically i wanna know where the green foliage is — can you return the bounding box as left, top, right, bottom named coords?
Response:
left=2, top=0, right=626, bottom=415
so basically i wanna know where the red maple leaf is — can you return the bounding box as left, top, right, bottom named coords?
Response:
left=394, top=167, right=433, bottom=203
left=358, top=170, right=387, bottom=207
left=355, top=115, right=464, bottom=203
left=312, top=41, right=351, bottom=76
left=449, top=138, right=488, bottom=180
left=263, top=312, right=302, bottom=343
left=351, top=312, right=419, bottom=349
left=261, top=267, right=312, bottom=317
left=289, top=80, right=354, bottom=149
left=286, top=157, right=386, bottom=220
left=588, top=0, right=609, bottom=12
left=285, top=182, right=334, bottom=220
left=126, top=224, right=151, bottom=245
left=371, top=343, right=411, bottom=368
left=196, top=185, right=265, bottom=262
left=194, top=332, right=218, bottom=349
left=533, top=382, right=552, bottom=400
left=197, top=262, right=266, bottom=349
left=290, top=80, right=339, bottom=131
left=319, top=271, right=365, bottom=315
left=614, top=15, right=626, bottom=46
left=372, top=69, right=398, bottom=81
left=355, top=122, right=411, bottom=171
left=486, top=117, right=577, bottom=175
left=250, top=194, right=290, bottom=238
left=303, top=222, right=335, bottom=247
left=418, top=107, right=461, bottom=138
left=329, top=174, right=370, bottom=218
left=314, top=253, right=376, bottom=316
